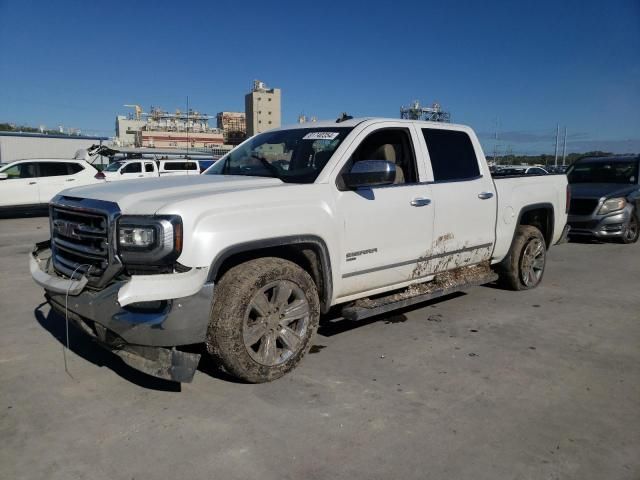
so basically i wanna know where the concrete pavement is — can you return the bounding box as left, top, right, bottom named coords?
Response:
left=1, top=216, right=638, bottom=480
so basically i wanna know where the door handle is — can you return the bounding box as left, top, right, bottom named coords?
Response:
left=410, top=197, right=431, bottom=207
left=138, top=175, right=144, bottom=177
left=29, top=181, right=37, bottom=185
left=65, top=178, right=75, bottom=182
left=478, top=192, right=494, bottom=200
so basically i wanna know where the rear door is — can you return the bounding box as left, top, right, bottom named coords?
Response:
left=417, top=127, right=497, bottom=273
left=0, top=162, right=40, bottom=206
left=36, top=162, right=80, bottom=203
left=143, top=161, right=157, bottom=177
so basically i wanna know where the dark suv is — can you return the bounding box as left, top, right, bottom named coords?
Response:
left=567, top=155, right=640, bottom=243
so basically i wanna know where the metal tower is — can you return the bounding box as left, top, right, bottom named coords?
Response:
left=400, top=100, right=451, bottom=122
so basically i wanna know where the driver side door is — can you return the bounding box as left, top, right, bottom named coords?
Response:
left=333, top=123, right=435, bottom=299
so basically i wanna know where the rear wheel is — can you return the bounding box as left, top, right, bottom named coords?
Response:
left=496, top=225, right=547, bottom=291
left=206, top=257, right=320, bottom=383
left=621, top=211, right=639, bottom=244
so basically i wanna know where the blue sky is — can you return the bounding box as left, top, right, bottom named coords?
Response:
left=1, top=0, right=638, bottom=155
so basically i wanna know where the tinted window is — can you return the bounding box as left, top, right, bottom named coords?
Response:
left=122, top=162, right=142, bottom=173
left=164, top=161, right=198, bottom=170
left=68, top=163, right=84, bottom=174
left=39, top=162, right=70, bottom=177
left=422, top=129, right=480, bottom=181
left=2, top=162, right=37, bottom=179
left=568, top=159, right=638, bottom=184
left=145, top=163, right=155, bottom=172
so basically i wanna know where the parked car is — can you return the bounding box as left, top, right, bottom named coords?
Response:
left=566, top=155, right=640, bottom=243
left=493, top=166, right=548, bottom=176
left=95, top=159, right=200, bottom=181
left=31, top=118, right=569, bottom=383
left=0, top=159, right=100, bottom=214
left=198, top=159, right=215, bottom=172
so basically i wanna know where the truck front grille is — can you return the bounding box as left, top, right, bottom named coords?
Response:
left=51, top=205, right=113, bottom=286
left=569, top=198, right=599, bottom=215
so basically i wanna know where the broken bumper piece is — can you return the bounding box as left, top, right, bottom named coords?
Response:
left=47, top=299, right=201, bottom=382
left=31, top=242, right=212, bottom=383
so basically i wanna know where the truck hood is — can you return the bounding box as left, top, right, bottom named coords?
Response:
left=61, top=175, right=285, bottom=213
left=570, top=183, right=637, bottom=199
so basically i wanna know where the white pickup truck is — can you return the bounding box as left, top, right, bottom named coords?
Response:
left=95, top=159, right=201, bottom=181
left=30, top=118, right=569, bottom=383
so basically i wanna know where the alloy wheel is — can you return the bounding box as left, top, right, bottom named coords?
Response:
left=243, top=280, right=310, bottom=366
left=520, top=238, right=545, bottom=287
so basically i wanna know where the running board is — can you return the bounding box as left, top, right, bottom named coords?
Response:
left=340, top=272, right=499, bottom=321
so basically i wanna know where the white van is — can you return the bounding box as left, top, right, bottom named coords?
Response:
left=96, top=159, right=200, bottom=181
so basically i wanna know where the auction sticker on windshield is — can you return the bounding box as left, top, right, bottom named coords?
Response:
left=303, top=132, right=340, bottom=140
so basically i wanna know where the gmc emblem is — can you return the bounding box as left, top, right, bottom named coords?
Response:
left=53, top=219, right=82, bottom=239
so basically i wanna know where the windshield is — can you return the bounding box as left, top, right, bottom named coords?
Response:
left=206, top=127, right=353, bottom=183
left=567, top=159, right=638, bottom=184
left=104, top=161, right=124, bottom=172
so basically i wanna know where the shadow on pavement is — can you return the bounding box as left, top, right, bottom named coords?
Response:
left=318, top=291, right=466, bottom=337
left=34, top=303, right=181, bottom=391
left=34, top=302, right=247, bottom=388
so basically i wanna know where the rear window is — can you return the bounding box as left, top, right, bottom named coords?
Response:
left=68, top=163, right=84, bottom=174
left=39, top=162, right=70, bottom=177
left=163, top=161, right=198, bottom=171
left=422, top=128, right=480, bottom=181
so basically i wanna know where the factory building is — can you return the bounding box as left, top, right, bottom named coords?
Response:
left=115, top=116, right=145, bottom=147
left=216, top=112, right=246, bottom=145
left=245, top=80, right=281, bottom=137
left=115, top=105, right=224, bottom=149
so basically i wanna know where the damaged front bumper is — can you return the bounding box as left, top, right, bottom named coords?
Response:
left=31, top=242, right=213, bottom=383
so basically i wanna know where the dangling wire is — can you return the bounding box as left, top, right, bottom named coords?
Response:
left=63, top=263, right=92, bottom=378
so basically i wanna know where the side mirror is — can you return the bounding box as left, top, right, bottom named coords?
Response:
left=342, top=160, right=396, bottom=189
left=0, top=173, right=7, bottom=180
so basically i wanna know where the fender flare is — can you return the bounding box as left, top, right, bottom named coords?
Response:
left=511, top=202, right=555, bottom=251
left=208, top=235, right=333, bottom=313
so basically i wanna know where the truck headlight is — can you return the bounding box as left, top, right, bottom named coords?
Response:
left=598, top=197, right=626, bottom=215
left=119, top=226, right=156, bottom=248
left=117, top=215, right=182, bottom=264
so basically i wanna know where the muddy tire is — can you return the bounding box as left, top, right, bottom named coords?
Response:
left=496, top=225, right=546, bottom=291
left=206, top=257, right=320, bottom=383
left=620, top=211, right=639, bottom=244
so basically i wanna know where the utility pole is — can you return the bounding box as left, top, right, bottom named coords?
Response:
left=186, top=96, right=189, bottom=158
left=493, top=116, right=500, bottom=165
left=562, top=127, right=567, bottom=166
left=554, top=123, right=559, bottom=167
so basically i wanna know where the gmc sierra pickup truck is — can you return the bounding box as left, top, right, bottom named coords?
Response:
left=30, top=118, right=569, bottom=383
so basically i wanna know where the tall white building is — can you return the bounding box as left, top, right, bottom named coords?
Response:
left=245, top=80, right=281, bottom=137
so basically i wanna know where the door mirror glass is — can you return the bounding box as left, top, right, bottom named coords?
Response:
left=0, top=173, right=7, bottom=180
left=342, top=160, right=396, bottom=189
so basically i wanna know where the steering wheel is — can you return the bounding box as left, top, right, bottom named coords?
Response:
left=251, top=154, right=282, bottom=175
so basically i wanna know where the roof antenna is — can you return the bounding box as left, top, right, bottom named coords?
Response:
left=336, top=112, right=353, bottom=123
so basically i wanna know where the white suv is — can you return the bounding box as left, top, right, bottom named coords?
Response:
left=0, top=159, right=100, bottom=214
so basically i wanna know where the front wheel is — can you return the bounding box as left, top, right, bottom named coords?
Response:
left=206, top=257, right=320, bottom=383
left=496, top=225, right=547, bottom=291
